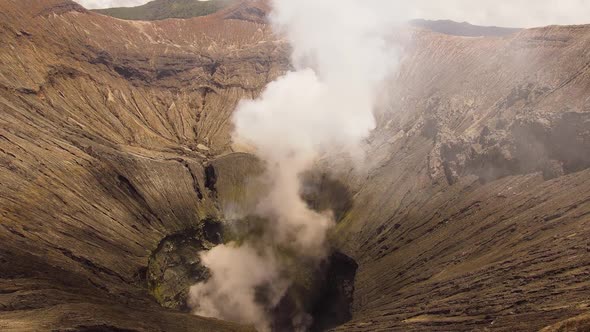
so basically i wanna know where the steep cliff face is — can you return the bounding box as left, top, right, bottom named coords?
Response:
left=1, top=1, right=590, bottom=331
left=332, top=25, right=590, bottom=331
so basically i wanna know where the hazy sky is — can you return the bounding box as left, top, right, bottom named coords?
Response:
left=74, top=0, right=590, bottom=28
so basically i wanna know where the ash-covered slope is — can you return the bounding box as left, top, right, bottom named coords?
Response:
left=1, top=1, right=590, bottom=331
left=332, top=25, right=590, bottom=331
left=0, top=0, right=277, bottom=330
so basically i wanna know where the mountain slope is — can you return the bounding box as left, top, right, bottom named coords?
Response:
left=93, top=0, right=236, bottom=21
left=410, top=20, right=522, bottom=37
left=332, top=24, right=590, bottom=331
left=0, top=0, right=276, bottom=330
left=1, top=0, right=590, bottom=331
left=411, top=19, right=521, bottom=37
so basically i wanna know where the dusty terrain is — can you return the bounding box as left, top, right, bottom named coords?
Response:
left=1, top=0, right=590, bottom=331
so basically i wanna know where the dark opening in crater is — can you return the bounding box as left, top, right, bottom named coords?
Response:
left=300, top=172, right=354, bottom=223
left=147, top=216, right=357, bottom=331
left=204, top=164, right=218, bottom=193
left=271, top=251, right=358, bottom=332
left=310, top=252, right=358, bottom=331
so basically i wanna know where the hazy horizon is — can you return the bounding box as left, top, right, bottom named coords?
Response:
left=74, top=0, right=590, bottom=28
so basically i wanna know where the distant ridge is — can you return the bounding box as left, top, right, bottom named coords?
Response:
left=93, top=0, right=237, bottom=21
left=93, top=1, right=521, bottom=37
left=411, top=19, right=521, bottom=37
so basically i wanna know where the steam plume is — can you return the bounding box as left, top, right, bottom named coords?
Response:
left=190, top=1, right=401, bottom=330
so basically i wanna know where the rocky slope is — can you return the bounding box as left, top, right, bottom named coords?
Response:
left=331, top=24, right=590, bottom=331
left=1, top=1, right=590, bottom=331
left=0, top=0, right=276, bottom=330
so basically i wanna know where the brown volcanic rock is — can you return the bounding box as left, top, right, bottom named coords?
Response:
left=1, top=0, right=287, bottom=152
left=1, top=1, right=590, bottom=332
left=0, top=0, right=281, bottom=330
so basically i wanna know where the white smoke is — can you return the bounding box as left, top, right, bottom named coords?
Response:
left=189, top=244, right=289, bottom=331
left=233, top=0, right=402, bottom=249
left=190, top=1, right=402, bottom=330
